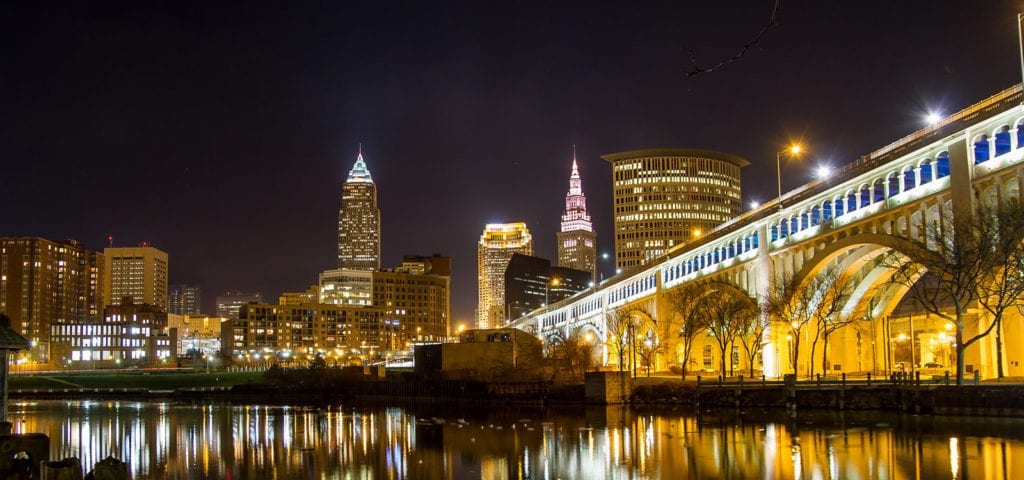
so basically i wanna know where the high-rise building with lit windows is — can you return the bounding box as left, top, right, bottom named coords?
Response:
left=104, top=245, right=169, bottom=310
left=216, top=292, right=263, bottom=319
left=504, top=253, right=591, bottom=320
left=602, top=148, right=747, bottom=272
left=168, top=283, right=202, bottom=315
left=476, top=223, right=533, bottom=329
left=338, top=147, right=381, bottom=271
left=0, top=237, right=105, bottom=360
left=557, top=155, right=597, bottom=280
left=223, top=255, right=450, bottom=358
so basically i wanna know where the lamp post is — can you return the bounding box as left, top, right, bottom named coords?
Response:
left=546, top=278, right=560, bottom=306
left=776, top=144, right=804, bottom=208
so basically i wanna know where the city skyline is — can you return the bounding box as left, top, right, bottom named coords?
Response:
left=1, top=2, right=1019, bottom=323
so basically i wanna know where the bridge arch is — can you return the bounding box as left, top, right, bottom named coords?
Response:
left=789, top=233, right=927, bottom=321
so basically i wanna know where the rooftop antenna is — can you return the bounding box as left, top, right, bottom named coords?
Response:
left=107, top=235, right=113, bottom=247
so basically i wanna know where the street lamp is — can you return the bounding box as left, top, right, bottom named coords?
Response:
left=776, top=144, right=804, bottom=208
left=545, top=278, right=560, bottom=306
left=814, top=165, right=832, bottom=180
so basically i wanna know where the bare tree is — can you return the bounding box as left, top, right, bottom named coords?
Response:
left=606, top=306, right=654, bottom=376
left=807, top=272, right=855, bottom=377
left=975, top=198, right=1024, bottom=378
left=664, top=282, right=713, bottom=380
left=633, top=330, right=659, bottom=377
left=768, top=274, right=809, bottom=377
left=547, top=327, right=596, bottom=383
left=881, top=201, right=1024, bottom=385
left=735, top=296, right=769, bottom=378
left=703, top=287, right=757, bottom=377
left=605, top=308, right=634, bottom=374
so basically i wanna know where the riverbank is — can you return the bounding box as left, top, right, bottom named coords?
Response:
left=9, top=370, right=1024, bottom=417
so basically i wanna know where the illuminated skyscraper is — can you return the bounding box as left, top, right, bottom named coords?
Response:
left=602, top=148, right=747, bottom=272
left=476, top=223, right=533, bottom=329
left=104, top=244, right=169, bottom=310
left=556, top=153, right=597, bottom=280
left=338, top=147, right=381, bottom=271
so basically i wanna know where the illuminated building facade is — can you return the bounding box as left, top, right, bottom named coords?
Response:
left=167, top=314, right=226, bottom=356
left=279, top=286, right=318, bottom=305
left=0, top=237, right=104, bottom=361
left=338, top=147, right=381, bottom=271
left=216, top=292, right=263, bottom=319
left=602, top=148, right=747, bottom=272
left=557, top=157, right=597, bottom=280
left=224, top=256, right=450, bottom=361
left=104, top=245, right=169, bottom=310
left=168, top=283, right=202, bottom=315
left=477, top=223, right=533, bottom=329
left=319, top=269, right=373, bottom=306
left=49, top=296, right=176, bottom=368
left=504, top=253, right=591, bottom=320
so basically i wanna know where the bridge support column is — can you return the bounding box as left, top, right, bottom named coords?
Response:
left=756, top=224, right=781, bottom=377
left=948, top=138, right=974, bottom=221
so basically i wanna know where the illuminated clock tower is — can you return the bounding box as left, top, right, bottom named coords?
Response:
left=556, top=150, right=596, bottom=281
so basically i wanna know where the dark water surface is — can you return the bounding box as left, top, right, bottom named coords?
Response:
left=8, top=399, right=1024, bottom=479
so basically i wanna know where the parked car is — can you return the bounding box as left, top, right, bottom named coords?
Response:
left=922, top=362, right=944, bottom=368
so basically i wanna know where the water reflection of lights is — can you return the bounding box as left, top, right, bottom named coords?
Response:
left=6, top=402, right=1024, bottom=479
left=950, top=437, right=960, bottom=479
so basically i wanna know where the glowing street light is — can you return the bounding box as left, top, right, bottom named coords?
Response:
left=545, top=278, right=560, bottom=306
left=814, top=164, right=832, bottom=180
left=776, top=144, right=804, bottom=208
left=925, top=111, right=942, bottom=126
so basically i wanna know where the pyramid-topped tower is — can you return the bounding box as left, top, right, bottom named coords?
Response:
left=338, top=146, right=381, bottom=270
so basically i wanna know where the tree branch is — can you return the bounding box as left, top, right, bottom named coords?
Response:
left=684, top=0, right=781, bottom=78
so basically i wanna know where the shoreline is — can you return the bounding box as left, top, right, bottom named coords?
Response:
left=9, top=377, right=1024, bottom=418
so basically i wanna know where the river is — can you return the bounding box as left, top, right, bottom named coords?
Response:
left=7, top=399, right=1024, bottom=479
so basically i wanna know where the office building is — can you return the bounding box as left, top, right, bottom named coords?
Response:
left=504, top=253, right=591, bottom=320
left=0, top=237, right=104, bottom=361
left=279, top=286, right=318, bottom=306
left=557, top=155, right=597, bottom=280
left=104, top=244, right=169, bottom=310
left=476, top=223, right=533, bottom=329
left=49, top=296, right=176, bottom=368
left=338, top=147, right=381, bottom=271
left=602, top=148, right=747, bottom=272
left=167, top=313, right=225, bottom=356
left=223, top=255, right=450, bottom=361
left=216, top=292, right=263, bottom=319
left=319, top=269, right=374, bottom=307
left=168, top=284, right=202, bottom=315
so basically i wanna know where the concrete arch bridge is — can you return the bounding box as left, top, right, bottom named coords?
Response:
left=510, top=84, right=1024, bottom=380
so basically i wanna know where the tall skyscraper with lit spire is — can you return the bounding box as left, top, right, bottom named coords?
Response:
left=338, top=146, right=381, bottom=271
left=556, top=150, right=596, bottom=280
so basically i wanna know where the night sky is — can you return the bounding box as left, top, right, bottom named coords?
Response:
left=2, top=1, right=1020, bottom=323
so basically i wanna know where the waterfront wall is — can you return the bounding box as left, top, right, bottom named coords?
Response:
left=632, top=380, right=1024, bottom=417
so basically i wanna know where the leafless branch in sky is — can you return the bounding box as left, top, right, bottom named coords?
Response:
left=684, top=0, right=781, bottom=77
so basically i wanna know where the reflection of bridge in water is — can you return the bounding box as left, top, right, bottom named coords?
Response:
left=511, top=84, right=1024, bottom=379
